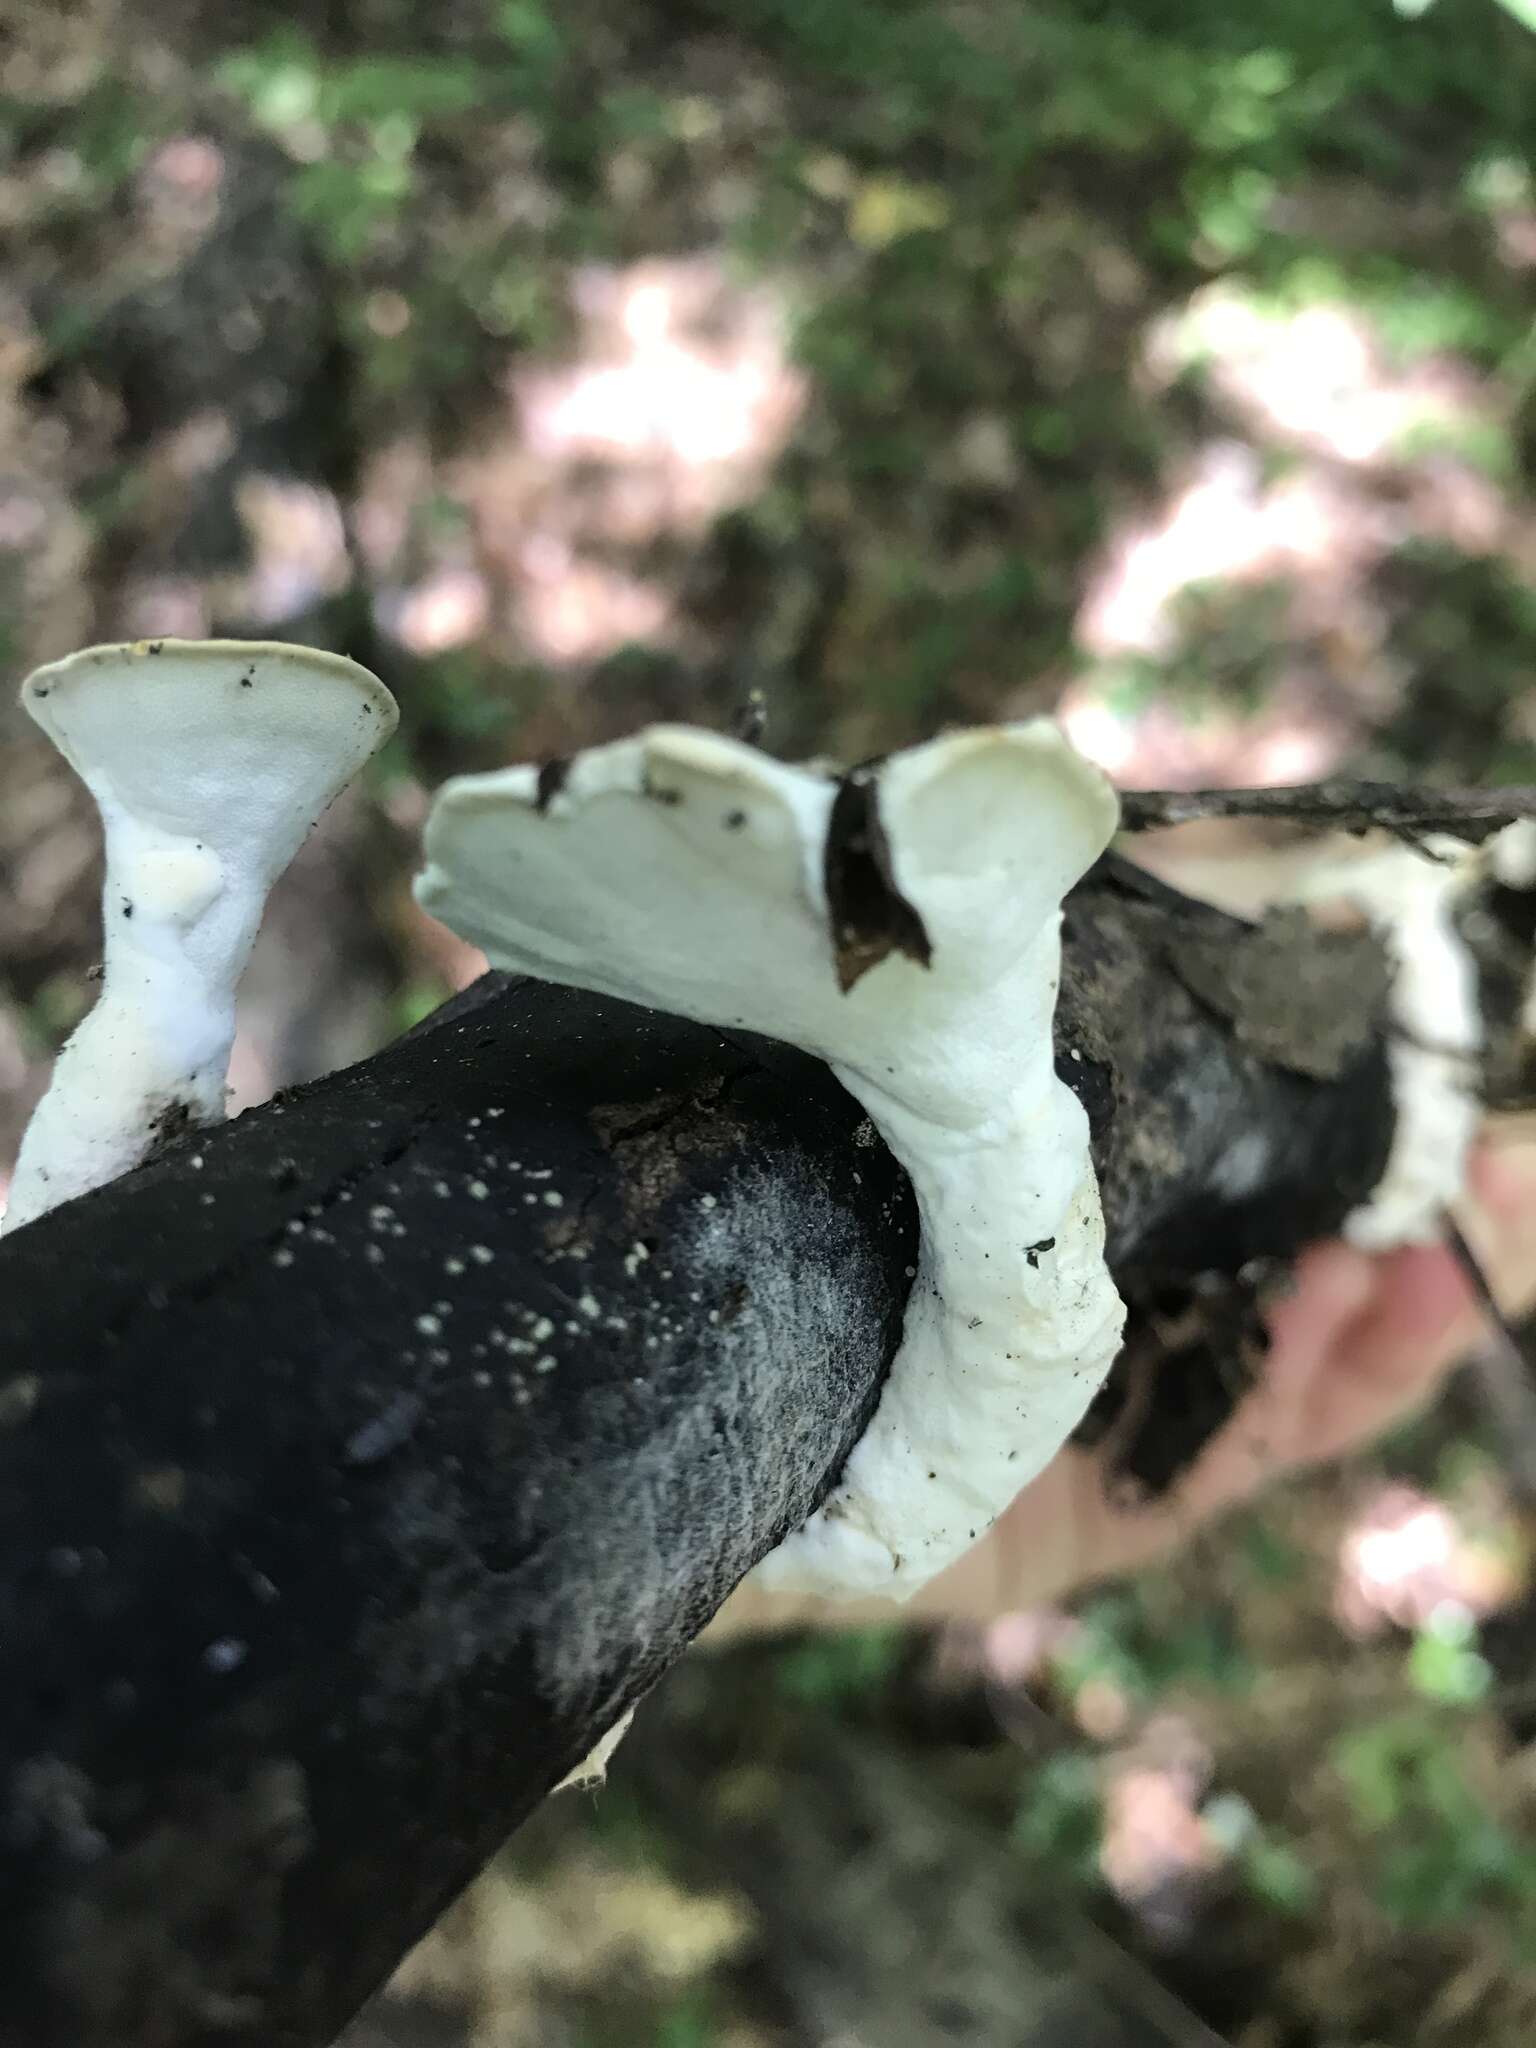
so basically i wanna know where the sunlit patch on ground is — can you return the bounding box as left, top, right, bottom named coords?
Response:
left=236, top=475, right=351, bottom=625
left=345, top=255, right=810, bottom=677
left=496, top=256, right=805, bottom=664
left=1099, top=1716, right=1219, bottom=1944
left=1154, top=286, right=1503, bottom=472
left=379, top=564, right=490, bottom=659
left=1061, top=284, right=1532, bottom=791
left=1334, top=1475, right=1526, bottom=1641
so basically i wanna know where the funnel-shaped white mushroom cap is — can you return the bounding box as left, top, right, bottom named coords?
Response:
left=417, top=719, right=1125, bottom=1598
left=417, top=720, right=1117, bottom=1120
left=24, top=637, right=395, bottom=935
left=4, top=639, right=397, bottom=1231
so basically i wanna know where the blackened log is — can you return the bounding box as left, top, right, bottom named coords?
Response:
left=0, top=860, right=1397, bottom=2048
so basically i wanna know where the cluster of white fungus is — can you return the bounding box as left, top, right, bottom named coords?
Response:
left=3, top=633, right=1507, bottom=1616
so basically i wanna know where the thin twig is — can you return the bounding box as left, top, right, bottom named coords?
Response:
left=1118, top=781, right=1536, bottom=847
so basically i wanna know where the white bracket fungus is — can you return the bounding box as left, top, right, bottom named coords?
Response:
left=416, top=720, right=1126, bottom=1600
left=1285, top=828, right=1522, bottom=1251
left=1491, top=820, right=1536, bottom=1059
left=4, top=639, right=397, bottom=1232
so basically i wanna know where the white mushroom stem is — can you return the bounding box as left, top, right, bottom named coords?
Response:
left=416, top=720, right=1126, bottom=1600
left=4, top=640, right=397, bottom=1232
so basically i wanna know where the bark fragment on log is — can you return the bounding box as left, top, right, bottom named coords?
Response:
left=0, top=861, right=1399, bottom=2047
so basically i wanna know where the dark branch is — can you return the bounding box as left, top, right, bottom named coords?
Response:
left=0, top=860, right=1415, bottom=2046
left=1118, top=779, right=1536, bottom=846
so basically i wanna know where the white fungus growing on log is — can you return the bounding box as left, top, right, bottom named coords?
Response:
left=1284, top=828, right=1529, bottom=1250
left=4, top=639, right=397, bottom=1233
left=416, top=719, right=1127, bottom=1599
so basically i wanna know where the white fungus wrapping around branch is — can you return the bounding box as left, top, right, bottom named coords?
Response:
left=4, top=639, right=397, bottom=1233
left=416, top=719, right=1127, bottom=1601
left=1285, top=829, right=1524, bottom=1251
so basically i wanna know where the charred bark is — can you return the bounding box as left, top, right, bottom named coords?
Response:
left=0, top=858, right=1400, bottom=2047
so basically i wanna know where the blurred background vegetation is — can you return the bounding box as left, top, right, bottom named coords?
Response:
left=2, top=0, right=1536, bottom=2040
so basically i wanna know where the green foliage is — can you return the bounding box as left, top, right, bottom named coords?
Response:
left=1409, top=0, right=1536, bottom=26
left=493, top=0, right=566, bottom=83
left=407, top=649, right=528, bottom=744
left=1082, top=580, right=1299, bottom=731
left=1408, top=1605, right=1494, bottom=1708
left=388, top=977, right=456, bottom=1039
left=219, top=31, right=484, bottom=137
left=20, top=0, right=1513, bottom=756
left=771, top=1625, right=905, bottom=1710
left=1332, top=1712, right=1536, bottom=1936
left=1240, top=1826, right=1320, bottom=1916
left=653, top=1990, right=720, bottom=2048
left=1376, top=544, right=1536, bottom=780
left=1393, top=413, right=1516, bottom=481
left=578, top=1778, right=669, bottom=1862
left=1052, top=1585, right=1252, bottom=1709
left=218, top=30, right=486, bottom=260
left=0, top=74, right=149, bottom=193
left=1236, top=1515, right=1307, bottom=1586
left=1205, top=1793, right=1320, bottom=1916
left=1013, top=1751, right=1104, bottom=1883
